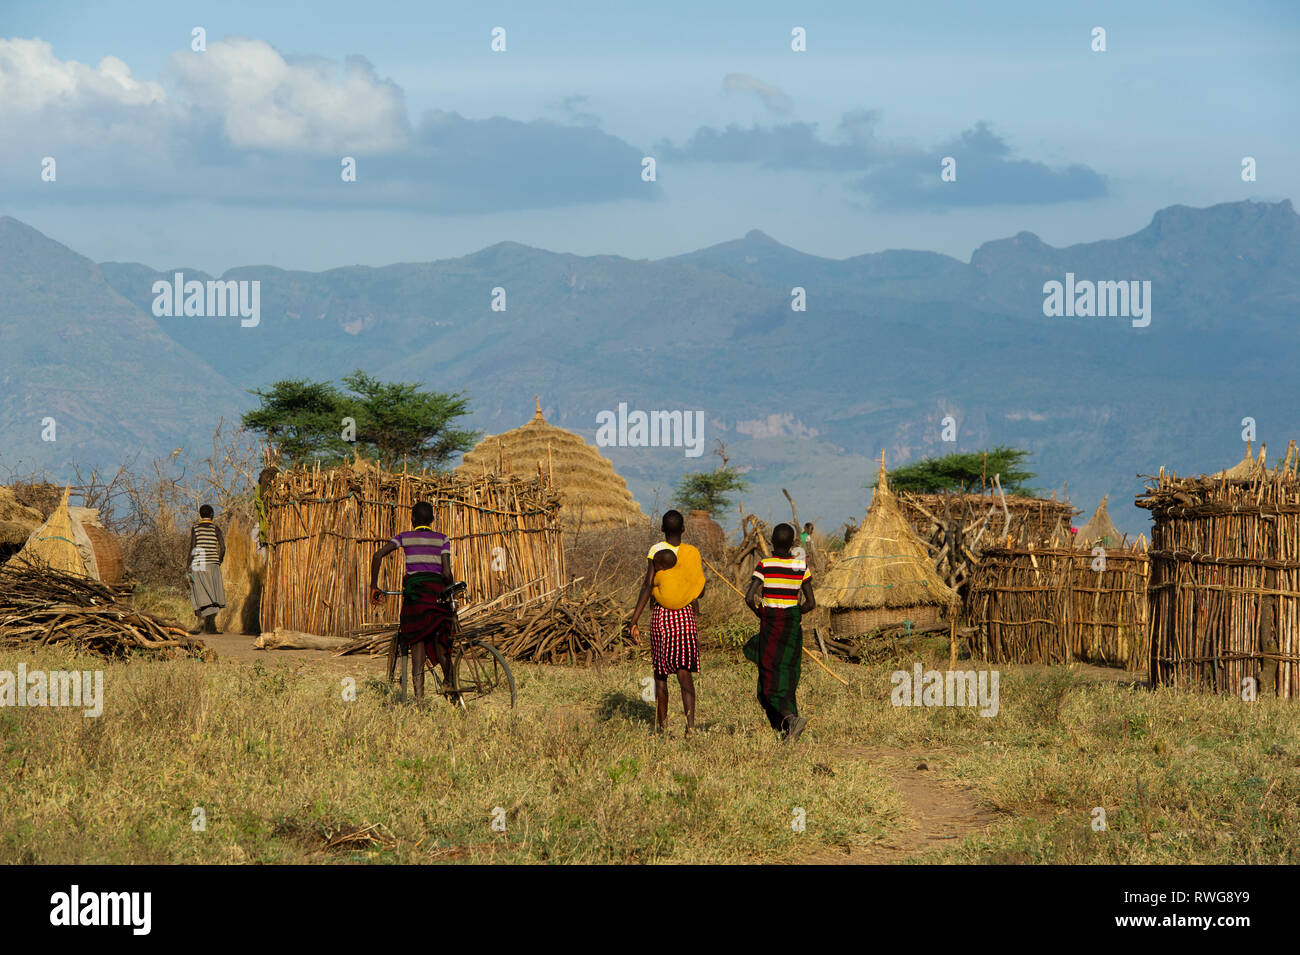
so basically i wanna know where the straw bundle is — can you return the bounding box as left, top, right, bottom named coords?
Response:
left=217, top=517, right=262, bottom=634
left=818, top=456, right=959, bottom=636
left=968, top=543, right=1149, bottom=669
left=455, top=400, right=647, bottom=531
left=14, top=489, right=85, bottom=576
left=260, top=461, right=566, bottom=637
left=1137, top=443, right=1300, bottom=698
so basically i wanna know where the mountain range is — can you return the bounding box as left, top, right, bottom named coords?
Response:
left=2, top=198, right=1298, bottom=537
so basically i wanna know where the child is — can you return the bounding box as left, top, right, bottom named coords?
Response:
left=648, top=541, right=678, bottom=573
left=369, top=501, right=454, bottom=704
left=744, top=522, right=815, bottom=741
left=628, top=510, right=705, bottom=736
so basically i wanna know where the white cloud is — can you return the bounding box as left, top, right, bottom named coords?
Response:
left=165, top=38, right=410, bottom=154
left=0, top=38, right=166, bottom=111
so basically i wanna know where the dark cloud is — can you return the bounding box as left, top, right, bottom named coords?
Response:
left=657, top=112, right=1106, bottom=208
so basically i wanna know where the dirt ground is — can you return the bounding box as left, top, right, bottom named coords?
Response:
left=799, top=746, right=1002, bottom=863
left=202, top=630, right=387, bottom=675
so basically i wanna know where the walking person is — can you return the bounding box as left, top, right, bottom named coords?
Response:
left=187, top=504, right=226, bottom=634
left=744, top=523, right=815, bottom=741
left=628, top=510, right=706, bottom=737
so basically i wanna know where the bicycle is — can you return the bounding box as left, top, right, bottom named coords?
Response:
left=378, top=580, right=517, bottom=709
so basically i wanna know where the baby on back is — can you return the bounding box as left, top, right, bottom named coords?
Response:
left=649, top=541, right=678, bottom=574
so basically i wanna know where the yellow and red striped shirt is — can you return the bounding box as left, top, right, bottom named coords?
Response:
left=752, top=555, right=810, bottom=609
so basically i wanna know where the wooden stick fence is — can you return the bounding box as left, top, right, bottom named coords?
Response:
left=1137, top=458, right=1300, bottom=698
left=968, top=544, right=1149, bottom=669
left=260, top=463, right=566, bottom=637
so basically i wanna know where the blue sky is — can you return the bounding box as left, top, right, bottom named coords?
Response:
left=3, top=0, right=1296, bottom=271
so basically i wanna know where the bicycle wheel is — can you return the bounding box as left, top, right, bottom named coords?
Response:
left=453, top=641, right=516, bottom=708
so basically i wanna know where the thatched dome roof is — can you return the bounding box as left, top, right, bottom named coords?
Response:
left=1075, top=495, right=1123, bottom=549
left=819, top=456, right=959, bottom=611
left=1216, top=443, right=1266, bottom=479
left=455, top=399, right=647, bottom=530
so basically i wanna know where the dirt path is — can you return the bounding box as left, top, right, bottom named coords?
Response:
left=801, top=746, right=1001, bottom=864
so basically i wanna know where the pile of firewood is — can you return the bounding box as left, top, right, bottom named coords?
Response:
left=0, top=560, right=211, bottom=660
left=335, top=582, right=631, bottom=665
left=472, top=587, right=630, bottom=664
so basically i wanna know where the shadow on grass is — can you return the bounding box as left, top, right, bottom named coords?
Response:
left=594, top=690, right=655, bottom=725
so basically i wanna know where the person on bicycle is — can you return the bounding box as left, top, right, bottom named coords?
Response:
left=369, top=501, right=455, bottom=704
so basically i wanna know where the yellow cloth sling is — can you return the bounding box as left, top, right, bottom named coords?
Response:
left=651, top=542, right=705, bottom=610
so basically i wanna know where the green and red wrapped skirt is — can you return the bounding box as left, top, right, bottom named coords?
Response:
left=743, top=605, right=802, bottom=718
left=398, top=572, right=455, bottom=652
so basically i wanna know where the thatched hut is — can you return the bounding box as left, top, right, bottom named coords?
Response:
left=455, top=399, right=647, bottom=531
left=818, top=457, right=960, bottom=637
left=1074, top=495, right=1124, bottom=549
left=260, top=461, right=566, bottom=637
left=1137, top=443, right=1300, bottom=698
left=0, top=486, right=43, bottom=562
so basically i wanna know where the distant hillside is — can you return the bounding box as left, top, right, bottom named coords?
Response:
left=3, top=199, right=1297, bottom=537
left=0, top=217, right=247, bottom=477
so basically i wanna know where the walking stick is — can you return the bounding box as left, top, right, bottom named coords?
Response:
left=700, top=555, right=849, bottom=687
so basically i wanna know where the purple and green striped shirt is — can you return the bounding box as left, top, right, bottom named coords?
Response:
left=390, top=526, right=450, bottom=576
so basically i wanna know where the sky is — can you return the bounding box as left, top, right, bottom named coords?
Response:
left=1, top=0, right=1297, bottom=272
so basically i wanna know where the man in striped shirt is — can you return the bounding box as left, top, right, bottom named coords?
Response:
left=744, top=523, right=815, bottom=741
left=370, top=501, right=455, bottom=703
left=187, top=504, right=226, bottom=634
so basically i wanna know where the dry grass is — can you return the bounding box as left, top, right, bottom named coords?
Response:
left=1, top=638, right=1295, bottom=865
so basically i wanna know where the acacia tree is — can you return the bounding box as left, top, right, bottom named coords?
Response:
left=882, top=446, right=1036, bottom=494
left=242, top=372, right=479, bottom=470
left=674, top=469, right=748, bottom=518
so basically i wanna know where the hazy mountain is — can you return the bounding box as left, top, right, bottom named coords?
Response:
left=4, top=199, right=1297, bottom=537
left=0, top=217, right=246, bottom=477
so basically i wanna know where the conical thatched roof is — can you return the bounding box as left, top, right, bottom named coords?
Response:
left=819, top=456, right=959, bottom=611
left=1216, top=443, right=1266, bottom=479
left=455, top=399, right=647, bottom=530
left=1075, top=495, right=1123, bottom=549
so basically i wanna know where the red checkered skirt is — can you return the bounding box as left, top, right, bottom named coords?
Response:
left=650, top=605, right=699, bottom=677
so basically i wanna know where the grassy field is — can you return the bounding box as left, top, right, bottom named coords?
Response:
left=1, top=629, right=1296, bottom=864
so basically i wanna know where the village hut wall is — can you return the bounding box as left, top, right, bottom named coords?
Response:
left=1137, top=457, right=1300, bottom=698
left=260, top=464, right=566, bottom=637
left=968, top=544, right=1149, bottom=669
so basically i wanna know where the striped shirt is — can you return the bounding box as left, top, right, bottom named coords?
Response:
left=390, top=526, right=450, bottom=576
left=191, top=520, right=224, bottom=566
left=752, top=555, right=810, bottom=609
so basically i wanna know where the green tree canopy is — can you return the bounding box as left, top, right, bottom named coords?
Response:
left=880, top=446, right=1037, bottom=495
left=673, top=468, right=748, bottom=519
left=240, top=379, right=348, bottom=464
left=242, top=372, right=480, bottom=470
